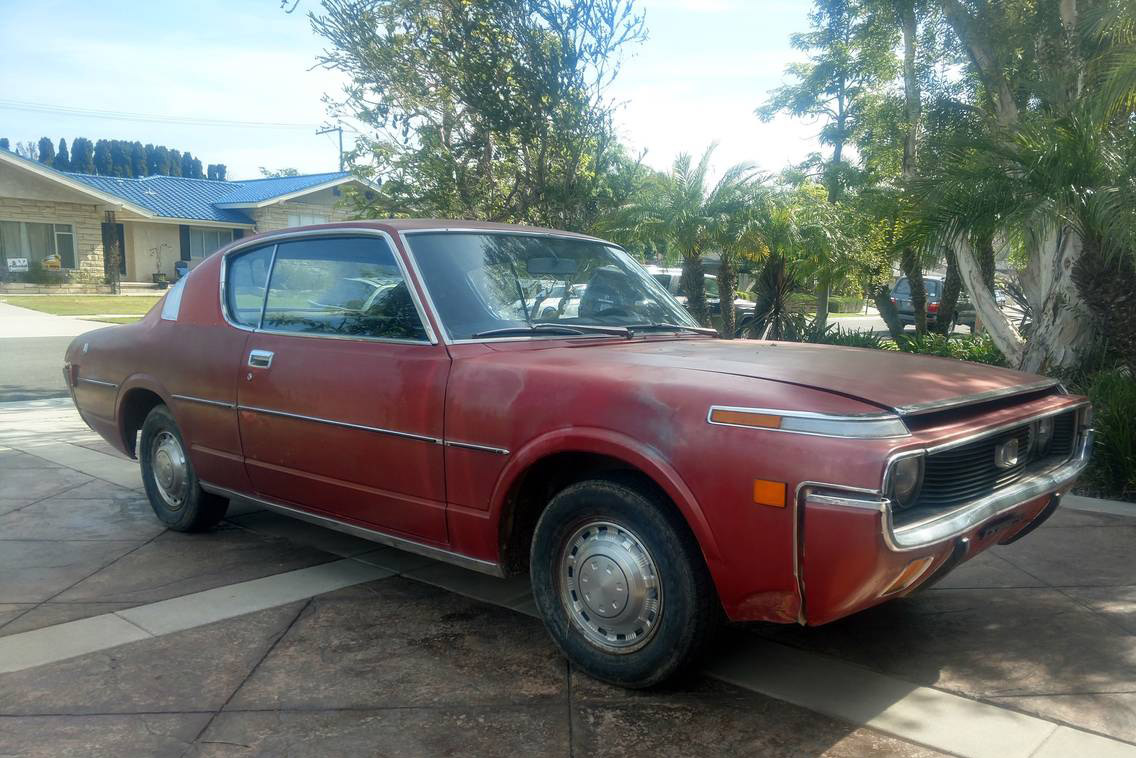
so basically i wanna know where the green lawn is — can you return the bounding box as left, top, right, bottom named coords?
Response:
left=90, top=316, right=144, bottom=324
left=1, top=295, right=162, bottom=316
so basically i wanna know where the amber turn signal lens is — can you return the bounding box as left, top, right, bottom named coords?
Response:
left=753, top=479, right=787, bottom=508
left=883, top=556, right=935, bottom=595
left=710, top=409, right=782, bottom=429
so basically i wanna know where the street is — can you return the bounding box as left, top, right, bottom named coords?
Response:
left=0, top=302, right=108, bottom=402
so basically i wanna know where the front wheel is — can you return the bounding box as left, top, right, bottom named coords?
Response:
left=530, top=478, right=718, bottom=688
left=139, top=405, right=228, bottom=531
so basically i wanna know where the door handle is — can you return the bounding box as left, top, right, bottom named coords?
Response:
left=248, top=349, right=274, bottom=369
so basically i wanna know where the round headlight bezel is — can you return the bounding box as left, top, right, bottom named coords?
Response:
left=888, top=454, right=925, bottom=510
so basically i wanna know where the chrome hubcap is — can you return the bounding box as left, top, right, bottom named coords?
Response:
left=559, top=520, right=663, bottom=653
left=151, top=431, right=188, bottom=510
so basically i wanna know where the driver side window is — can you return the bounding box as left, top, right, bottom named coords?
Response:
left=226, top=236, right=429, bottom=342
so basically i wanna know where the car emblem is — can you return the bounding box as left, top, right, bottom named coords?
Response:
left=994, top=438, right=1020, bottom=469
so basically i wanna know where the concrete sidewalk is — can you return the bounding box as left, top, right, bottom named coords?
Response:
left=0, top=300, right=111, bottom=339
left=1, top=398, right=1133, bottom=757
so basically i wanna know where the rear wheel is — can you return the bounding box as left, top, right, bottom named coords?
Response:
left=139, top=405, right=228, bottom=531
left=530, top=478, right=718, bottom=688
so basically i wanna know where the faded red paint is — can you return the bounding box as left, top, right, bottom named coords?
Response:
left=65, top=220, right=1087, bottom=627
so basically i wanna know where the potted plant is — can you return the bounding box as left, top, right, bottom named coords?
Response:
left=149, top=243, right=171, bottom=289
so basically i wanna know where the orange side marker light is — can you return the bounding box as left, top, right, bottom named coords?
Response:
left=753, top=479, right=787, bottom=508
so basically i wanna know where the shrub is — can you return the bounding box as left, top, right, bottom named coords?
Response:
left=1083, top=368, right=1136, bottom=501
left=891, top=333, right=1009, bottom=367
left=828, top=295, right=865, bottom=313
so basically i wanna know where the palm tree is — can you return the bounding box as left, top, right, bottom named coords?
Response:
left=605, top=144, right=757, bottom=326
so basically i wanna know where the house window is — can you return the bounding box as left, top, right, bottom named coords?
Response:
left=287, top=212, right=328, bottom=228
left=0, top=221, right=77, bottom=269
left=188, top=227, right=234, bottom=259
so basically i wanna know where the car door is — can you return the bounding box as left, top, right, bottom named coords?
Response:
left=231, top=233, right=450, bottom=544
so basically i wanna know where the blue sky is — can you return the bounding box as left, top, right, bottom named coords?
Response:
left=0, top=0, right=819, bottom=181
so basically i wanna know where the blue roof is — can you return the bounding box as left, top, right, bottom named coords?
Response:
left=68, top=174, right=257, bottom=224
left=0, top=150, right=353, bottom=225
left=213, top=172, right=348, bottom=206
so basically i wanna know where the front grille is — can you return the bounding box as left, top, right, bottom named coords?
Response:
left=910, top=410, right=1078, bottom=514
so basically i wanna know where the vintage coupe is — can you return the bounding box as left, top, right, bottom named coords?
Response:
left=65, top=220, right=1092, bottom=687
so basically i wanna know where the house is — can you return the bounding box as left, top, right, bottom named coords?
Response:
left=0, top=149, right=376, bottom=284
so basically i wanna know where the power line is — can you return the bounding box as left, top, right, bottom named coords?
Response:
left=0, top=98, right=320, bottom=130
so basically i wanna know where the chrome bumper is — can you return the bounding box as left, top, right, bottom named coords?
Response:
left=887, top=430, right=1093, bottom=549
left=803, top=429, right=1093, bottom=551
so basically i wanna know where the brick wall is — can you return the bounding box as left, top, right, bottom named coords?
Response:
left=0, top=197, right=104, bottom=276
left=251, top=200, right=353, bottom=232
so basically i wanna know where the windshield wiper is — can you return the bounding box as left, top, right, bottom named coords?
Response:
left=470, top=323, right=629, bottom=339
left=627, top=322, right=719, bottom=336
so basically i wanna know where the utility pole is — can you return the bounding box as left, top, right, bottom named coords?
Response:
left=317, top=126, right=344, bottom=171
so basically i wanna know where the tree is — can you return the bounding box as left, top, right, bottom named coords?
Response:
left=207, top=163, right=227, bottom=180
left=310, top=0, right=645, bottom=230
left=37, top=137, right=55, bottom=166
left=109, top=141, right=131, bottom=176
left=71, top=138, right=95, bottom=173
left=168, top=150, right=182, bottom=177
left=93, top=140, right=111, bottom=175
left=152, top=145, right=171, bottom=176
left=604, top=144, right=757, bottom=327
left=189, top=157, right=203, bottom=179
left=53, top=139, right=70, bottom=171
left=260, top=166, right=300, bottom=177
left=759, top=0, right=898, bottom=329
left=180, top=151, right=196, bottom=178
left=130, top=142, right=146, bottom=177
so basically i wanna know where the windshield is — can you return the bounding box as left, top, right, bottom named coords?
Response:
left=406, top=232, right=699, bottom=340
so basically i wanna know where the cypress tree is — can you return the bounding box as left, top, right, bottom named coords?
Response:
left=37, top=137, right=55, bottom=165
left=168, top=149, right=182, bottom=176
left=130, top=141, right=146, bottom=176
left=54, top=138, right=70, bottom=171
left=94, top=140, right=112, bottom=175
left=109, top=141, right=131, bottom=176
left=154, top=146, right=171, bottom=175
left=72, top=138, right=96, bottom=173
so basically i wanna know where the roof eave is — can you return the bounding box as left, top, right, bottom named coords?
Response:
left=0, top=150, right=156, bottom=219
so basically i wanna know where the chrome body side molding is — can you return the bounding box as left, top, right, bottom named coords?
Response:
left=236, top=405, right=444, bottom=445
left=200, top=482, right=505, bottom=577
left=444, top=440, right=511, bottom=456
left=171, top=394, right=235, bottom=409
left=77, top=377, right=118, bottom=389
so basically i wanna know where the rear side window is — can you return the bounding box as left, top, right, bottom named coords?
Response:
left=260, top=236, right=428, bottom=342
left=226, top=245, right=273, bottom=327
left=892, top=278, right=910, bottom=297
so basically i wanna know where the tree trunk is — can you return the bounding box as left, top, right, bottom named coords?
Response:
left=955, top=236, right=1024, bottom=364
left=680, top=255, right=710, bottom=327
left=719, top=262, right=738, bottom=339
left=900, top=248, right=927, bottom=334
left=871, top=283, right=905, bottom=339
left=814, top=279, right=830, bottom=333
left=933, top=247, right=962, bottom=334
left=1019, top=229, right=1094, bottom=373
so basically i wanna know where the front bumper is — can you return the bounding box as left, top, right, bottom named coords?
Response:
left=798, top=429, right=1092, bottom=625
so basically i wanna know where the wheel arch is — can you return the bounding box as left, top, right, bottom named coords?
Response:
left=491, top=427, right=722, bottom=578
left=115, top=375, right=173, bottom=458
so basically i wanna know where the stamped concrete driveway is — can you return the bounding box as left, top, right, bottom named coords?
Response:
left=1, top=398, right=1134, bottom=758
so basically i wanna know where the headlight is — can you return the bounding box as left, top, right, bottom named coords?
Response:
left=1034, top=416, right=1054, bottom=454
left=888, top=454, right=924, bottom=510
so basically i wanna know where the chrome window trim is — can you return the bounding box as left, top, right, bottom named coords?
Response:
left=199, top=481, right=504, bottom=578
left=237, top=404, right=443, bottom=445
left=444, top=440, right=510, bottom=456
left=893, top=379, right=1060, bottom=416
left=77, top=377, right=118, bottom=389
left=707, top=404, right=910, bottom=440
left=398, top=228, right=700, bottom=346
left=219, top=228, right=438, bottom=345
left=171, top=394, right=235, bottom=409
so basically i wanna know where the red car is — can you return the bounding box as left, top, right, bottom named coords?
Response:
left=65, top=220, right=1092, bottom=687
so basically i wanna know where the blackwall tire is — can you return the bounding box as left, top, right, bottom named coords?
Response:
left=530, top=478, right=718, bottom=688
left=139, top=405, right=228, bottom=532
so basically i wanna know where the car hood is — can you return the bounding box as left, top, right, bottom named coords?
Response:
left=584, top=338, right=1055, bottom=416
